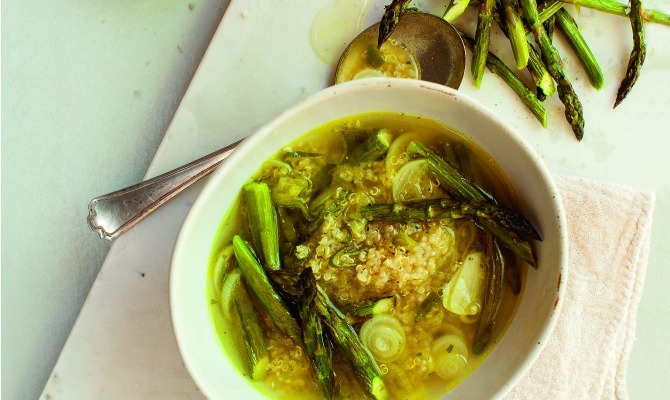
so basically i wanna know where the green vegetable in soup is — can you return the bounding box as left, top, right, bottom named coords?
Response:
left=315, top=284, right=389, bottom=400
left=232, top=280, right=270, bottom=380
left=431, top=332, right=469, bottom=380
left=297, top=268, right=334, bottom=400
left=232, top=236, right=300, bottom=341
left=344, top=296, right=396, bottom=318
left=358, top=314, right=406, bottom=363
left=210, top=113, right=541, bottom=400
left=474, top=234, right=505, bottom=354
left=243, top=182, right=281, bottom=271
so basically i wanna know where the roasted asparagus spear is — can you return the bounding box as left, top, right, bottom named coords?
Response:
left=232, top=282, right=270, bottom=380
left=473, top=234, right=505, bottom=353
left=558, top=0, right=670, bottom=26
left=614, top=0, right=646, bottom=107
left=244, top=182, right=281, bottom=271
left=378, top=0, right=412, bottom=47
left=459, top=31, right=547, bottom=127
left=501, top=0, right=530, bottom=69
left=521, top=0, right=585, bottom=141
left=405, top=140, right=539, bottom=266
left=232, top=235, right=300, bottom=341
left=555, top=8, right=605, bottom=90
left=472, top=0, right=496, bottom=87
left=297, top=268, right=334, bottom=400
left=316, top=284, right=389, bottom=400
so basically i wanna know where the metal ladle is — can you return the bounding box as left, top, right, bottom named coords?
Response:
left=87, top=12, right=466, bottom=240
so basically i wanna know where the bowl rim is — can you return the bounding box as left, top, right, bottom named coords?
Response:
left=170, top=77, right=568, bottom=400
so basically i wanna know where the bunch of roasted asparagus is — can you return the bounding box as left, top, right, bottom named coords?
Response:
left=379, top=0, right=670, bottom=141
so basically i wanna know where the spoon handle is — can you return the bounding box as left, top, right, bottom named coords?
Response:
left=87, top=139, right=243, bottom=240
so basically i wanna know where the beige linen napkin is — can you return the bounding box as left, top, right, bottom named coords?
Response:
left=506, top=175, right=655, bottom=400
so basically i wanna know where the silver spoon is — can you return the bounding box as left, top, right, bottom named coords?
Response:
left=87, top=12, right=465, bottom=240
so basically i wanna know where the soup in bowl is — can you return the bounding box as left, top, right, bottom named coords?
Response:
left=170, top=78, right=567, bottom=399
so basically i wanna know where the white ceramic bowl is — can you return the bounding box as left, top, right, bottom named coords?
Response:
left=170, top=78, right=568, bottom=399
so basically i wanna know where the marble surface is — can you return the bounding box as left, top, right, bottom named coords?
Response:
left=1, top=1, right=231, bottom=399
left=3, top=0, right=669, bottom=399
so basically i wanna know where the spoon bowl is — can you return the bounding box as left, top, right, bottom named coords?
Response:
left=335, top=12, right=466, bottom=88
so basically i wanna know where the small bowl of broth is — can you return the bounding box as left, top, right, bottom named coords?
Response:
left=170, top=78, right=567, bottom=400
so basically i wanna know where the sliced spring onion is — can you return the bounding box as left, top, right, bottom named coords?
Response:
left=359, top=314, right=406, bottom=363
left=442, top=252, right=485, bottom=316
left=431, top=333, right=469, bottom=380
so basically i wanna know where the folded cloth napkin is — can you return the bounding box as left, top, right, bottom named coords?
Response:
left=506, top=175, right=655, bottom=400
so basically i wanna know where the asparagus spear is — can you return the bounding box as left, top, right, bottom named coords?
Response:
left=244, top=182, right=281, bottom=271
left=315, top=285, right=389, bottom=400
left=233, top=284, right=270, bottom=380
left=344, top=128, right=393, bottom=165
left=501, top=0, right=530, bottom=69
left=614, top=0, right=647, bottom=108
left=232, top=235, right=300, bottom=341
left=405, top=141, right=539, bottom=266
left=378, top=0, right=412, bottom=47
left=538, top=0, right=565, bottom=22
left=473, top=233, right=505, bottom=354
left=521, top=0, right=585, bottom=141
left=406, top=140, right=493, bottom=202
left=267, top=269, right=300, bottom=298
left=460, top=31, right=548, bottom=127
left=444, top=0, right=471, bottom=22
left=558, top=0, right=670, bottom=26
left=555, top=8, right=605, bottom=90
left=297, top=268, right=334, bottom=400
left=360, top=198, right=541, bottom=242
left=544, top=13, right=557, bottom=43
left=472, top=0, right=496, bottom=87
left=492, top=6, right=556, bottom=99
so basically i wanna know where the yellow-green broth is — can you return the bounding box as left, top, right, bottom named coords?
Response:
left=208, top=112, right=526, bottom=400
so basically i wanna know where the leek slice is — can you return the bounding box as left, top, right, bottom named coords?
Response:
left=431, top=333, right=469, bottom=380
left=442, top=252, right=485, bottom=316
left=359, top=314, right=406, bottom=363
left=385, top=132, right=422, bottom=176
left=392, top=159, right=440, bottom=202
